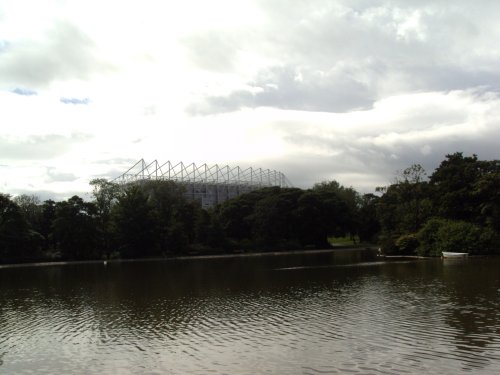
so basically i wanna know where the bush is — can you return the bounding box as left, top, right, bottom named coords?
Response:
left=436, top=221, right=478, bottom=255
left=417, top=218, right=495, bottom=256
left=416, top=218, right=446, bottom=256
left=395, top=233, right=419, bottom=255
left=378, top=234, right=400, bottom=255
left=478, top=228, right=498, bottom=254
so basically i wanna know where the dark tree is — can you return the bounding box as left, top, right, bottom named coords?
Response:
left=251, top=188, right=303, bottom=248
left=90, top=178, right=122, bottom=258
left=52, top=196, right=99, bottom=260
left=377, top=164, right=432, bottom=235
left=39, top=199, right=57, bottom=252
left=0, top=193, right=41, bottom=262
left=295, top=190, right=349, bottom=248
left=473, top=169, right=500, bottom=232
left=13, top=194, right=42, bottom=230
left=357, top=193, right=380, bottom=243
left=194, top=208, right=227, bottom=250
left=217, top=188, right=274, bottom=242
left=112, top=186, right=158, bottom=258
left=429, top=153, right=499, bottom=223
left=313, top=181, right=359, bottom=241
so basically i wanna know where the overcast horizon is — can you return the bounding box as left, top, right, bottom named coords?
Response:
left=2, top=0, right=500, bottom=200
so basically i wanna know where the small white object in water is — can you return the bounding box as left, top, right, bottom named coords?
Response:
left=103, top=260, right=107, bottom=266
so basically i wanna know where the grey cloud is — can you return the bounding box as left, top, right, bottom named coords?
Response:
left=248, top=153, right=389, bottom=192
left=259, top=139, right=500, bottom=193
left=60, top=97, right=90, bottom=105
left=264, top=0, right=500, bottom=89
left=257, top=90, right=500, bottom=190
left=188, top=65, right=375, bottom=114
left=11, top=87, right=37, bottom=96
left=0, top=133, right=92, bottom=160
left=386, top=136, right=500, bottom=174
left=185, top=1, right=500, bottom=114
left=0, top=21, right=115, bottom=88
left=395, top=65, right=500, bottom=94
left=46, top=167, right=78, bottom=182
left=279, top=129, right=438, bottom=184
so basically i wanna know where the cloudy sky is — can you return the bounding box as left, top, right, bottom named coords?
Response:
left=2, top=0, right=500, bottom=199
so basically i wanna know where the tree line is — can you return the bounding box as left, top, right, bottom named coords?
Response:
left=376, top=153, right=500, bottom=256
left=1, top=152, right=499, bottom=263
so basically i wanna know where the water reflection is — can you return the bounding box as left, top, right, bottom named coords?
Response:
left=439, top=259, right=500, bottom=371
left=0, top=251, right=499, bottom=374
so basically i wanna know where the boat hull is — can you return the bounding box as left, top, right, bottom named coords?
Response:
left=442, top=252, right=468, bottom=258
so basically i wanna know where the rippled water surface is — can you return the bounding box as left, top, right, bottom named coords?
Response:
left=1, top=250, right=499, bottom=374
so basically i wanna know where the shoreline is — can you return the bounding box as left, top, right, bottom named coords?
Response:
left=0, top=246, right=379, bottom=270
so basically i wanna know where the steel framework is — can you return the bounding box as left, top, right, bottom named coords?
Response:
left=113, top=159, right=292, bottom=208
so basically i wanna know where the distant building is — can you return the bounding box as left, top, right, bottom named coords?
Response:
left=113, top=159, right=292, bottom=208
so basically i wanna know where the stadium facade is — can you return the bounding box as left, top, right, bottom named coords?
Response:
left=113, top=159, right=292, bottom=208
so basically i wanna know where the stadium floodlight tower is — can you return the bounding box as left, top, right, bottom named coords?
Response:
left=113, top=159, right=293, bottom=208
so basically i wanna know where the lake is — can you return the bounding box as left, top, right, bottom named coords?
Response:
left=1, top=249, right=499, bottom=374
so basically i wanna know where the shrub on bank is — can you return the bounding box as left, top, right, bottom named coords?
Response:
left=378, top=233, right=400, bottom=255
left=416, top=218, right=445, bottom=257
left=395, top=233, right=419, bottom=255
left=417, top=218, right=496, bottom=256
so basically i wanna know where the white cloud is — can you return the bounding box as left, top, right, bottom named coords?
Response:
left=0, top=20, right=114, bottom=88
left=1, top=0, right=500, bottom=199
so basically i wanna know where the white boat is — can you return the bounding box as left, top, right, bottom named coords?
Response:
left=442, top=252, right=468, bottom=258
